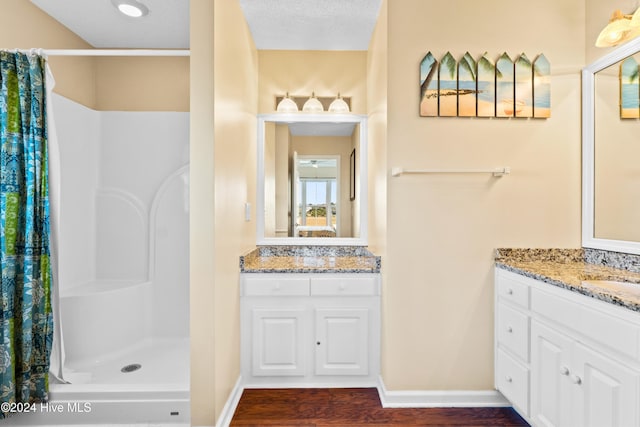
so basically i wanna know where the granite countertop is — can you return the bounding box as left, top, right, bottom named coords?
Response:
left=495, top=248, right=640, bottom=313
left=240, top=246, right=381, bottom=274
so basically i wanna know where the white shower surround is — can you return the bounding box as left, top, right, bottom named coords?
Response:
left=13, top=94, right=191, bottom=425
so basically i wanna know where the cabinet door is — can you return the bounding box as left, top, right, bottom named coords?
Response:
left=531, top=320, right=573, bottom=427
left=572, top=342, right=639, bottom=427
left=315, top=308, right=369, bottom=376
left=252, top=308, right=306, bottom=376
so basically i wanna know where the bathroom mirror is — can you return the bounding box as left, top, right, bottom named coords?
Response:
left=583, top=37, right=640, bottom=255
left=257, top=113, right=368, bottom=245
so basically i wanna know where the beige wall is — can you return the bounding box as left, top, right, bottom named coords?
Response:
left=1, top=0, right=188, bottom=112
left=190, top=0, right=259, bottom=424
left=212, top=0, right=258, bottom=425
left=275, top=125, right=291, bottom=236
left=258, top=50, right=367, bottom=114
left=1, top=0, right=96, bottom=107
left=190, top=0, right=216, bottom=424
left=382, top=0, right=583, bottom=390
left=367, top=0, right=388, bottom=255
left=264, top=122, right=277, bottom=236
left=94, top=57, right=189, bottom=111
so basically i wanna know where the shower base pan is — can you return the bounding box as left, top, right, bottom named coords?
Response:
left=10, top=338, right=190, bottom=426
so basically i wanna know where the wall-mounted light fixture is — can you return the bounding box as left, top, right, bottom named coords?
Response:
left=328, top=93, right=350, bottom=113
left=112, top=0, right=149, bottom=18
left=596, top=7, right=640, bottom=47
left=276, top=92, right=299, bottom=113
left=274, top=93, right=352, bottom=113
left=302, top=92, right=324, bottom=113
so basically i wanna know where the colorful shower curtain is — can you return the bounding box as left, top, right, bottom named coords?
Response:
left=0, top=51, right=53, bottom=416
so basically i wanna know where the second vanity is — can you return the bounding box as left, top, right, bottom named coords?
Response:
left=494, top=249, right=640, bottom=427
left=239, top=246, right=381, bottom=387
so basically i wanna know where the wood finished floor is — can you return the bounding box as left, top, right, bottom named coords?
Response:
left=230, top=388, right=530, bottom=426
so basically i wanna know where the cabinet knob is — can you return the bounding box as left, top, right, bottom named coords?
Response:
left=506, top=326, right=513, bottom=333
left=316, top=341, right=321, bottom=346
left=505, top=376, right=513, bottom=383
left=571, top=375, right=582, bottom=385
left=560, top=366, right=570, bottom=376
left=274, top=283, right=281, bottom=291
left=507, top=288, right=514, bottom=295
left=339, top=283, right=346, bottom=290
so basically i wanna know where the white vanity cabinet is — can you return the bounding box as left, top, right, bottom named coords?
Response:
left=495, top=269, right=532, bottom=418
left=240, top=273, right=381, bottom=387
left=495, top=268, right=640, bottom=427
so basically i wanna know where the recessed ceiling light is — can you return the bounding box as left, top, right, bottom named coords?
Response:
left=112, top=0, right=149, bottom=18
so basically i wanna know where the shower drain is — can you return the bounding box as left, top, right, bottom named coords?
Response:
left=120, top=363, right=142, bottom=373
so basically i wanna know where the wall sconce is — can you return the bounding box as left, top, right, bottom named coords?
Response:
left=276, top=92, right=299, bottom=113
left=596, top=7, right=640, bottom=47
left=274, top=93, right=352, bottom=113
left=328, top=93, right=350, bottom=113
left=302, top=92, right=324, bottom=113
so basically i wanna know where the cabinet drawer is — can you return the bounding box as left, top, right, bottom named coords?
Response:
left=242, top=276, right=310, bottom=296
left=496, top=270, right=530, bottom=309
left=531, top=287, right=640, bottom=361
left=310, top=277, right=379, bottom=296
left=496, top=349, right=529, bottom=417
left=497, top=303, right=530, bottom=362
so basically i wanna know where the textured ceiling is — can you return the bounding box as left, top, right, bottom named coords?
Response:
left=30, top=0, right=189, bottom=49
left=30, top=0, right=381, bottom=51
left=239, top=0, right=382, bottom=50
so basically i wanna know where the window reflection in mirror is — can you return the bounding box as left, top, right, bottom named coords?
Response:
left=262, top=119, right=362, bottom=240
left=256, top=114, right=367, bottom=245
left=295, top=156, right=339, bottom=237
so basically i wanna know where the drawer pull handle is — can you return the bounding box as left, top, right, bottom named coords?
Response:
left=507, top=288, right=514, bottom=295
left=560, top=366, right=570, bottom=376
left=506, top=326, right=513, bottom=333
left=571, top=375, right=582, bottom=385
left=339, top=283, right=346, bottom=290
left=505, top=376, right=512, bottom=383
left=274, top=283, right=281, bottom=291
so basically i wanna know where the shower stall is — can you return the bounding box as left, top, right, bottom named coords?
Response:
left=13, top=92, right=190, bottom=425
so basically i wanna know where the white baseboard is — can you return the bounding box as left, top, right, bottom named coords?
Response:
left=213, top=375, right=510, bottom=426
left=215, top=376, right=244, bottom=427
left=376, top=376, right=510, bottom=408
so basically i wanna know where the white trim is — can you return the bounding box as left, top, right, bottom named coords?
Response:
left=582, top=36, right=640, bottom=255
left=242, top=380, right=380, bottom=389
left=256, top=113, right=368, bottom=246
left=376, top=376, right=510, bottom=408
left=213, top=376, right=511, bottom=426
left=1, top=48, right=190, bottom=57
left=44, top=49, right=190, bottom=57
left=215, top=376, right=244, bottom=427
